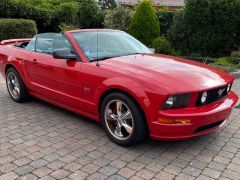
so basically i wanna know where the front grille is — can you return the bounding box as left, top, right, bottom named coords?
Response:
left=196, top=85, right=228, bottom=106
left=194, top=120, right=224, bottom=133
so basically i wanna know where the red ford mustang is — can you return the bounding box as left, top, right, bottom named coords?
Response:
left=0, top=29, right=238, bottom=146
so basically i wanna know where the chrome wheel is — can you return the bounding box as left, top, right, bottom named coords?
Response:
left=104, top=100, right=134, bottom=140
left=7, top=72, right=20, bottom=99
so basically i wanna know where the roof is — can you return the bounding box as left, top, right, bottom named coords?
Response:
left=117, top=0, right=185, bottom=7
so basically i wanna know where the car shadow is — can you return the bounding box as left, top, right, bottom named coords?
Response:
left=26, top=97, right=219, bottom=150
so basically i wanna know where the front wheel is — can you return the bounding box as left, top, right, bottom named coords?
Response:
left=101, top=93, right=148, bottom=146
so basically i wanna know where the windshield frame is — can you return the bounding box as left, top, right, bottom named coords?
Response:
left=70, top=30, right=152, bottom=62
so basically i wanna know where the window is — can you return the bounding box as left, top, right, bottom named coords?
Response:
left=72, top=31, right=152, bottom=61
left=25, top=35, right=36, bottom=52
left=35, top=33, right=72, bottom=55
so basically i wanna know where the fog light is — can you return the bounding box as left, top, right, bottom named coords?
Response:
left=158, top=118, right=191, bottom=124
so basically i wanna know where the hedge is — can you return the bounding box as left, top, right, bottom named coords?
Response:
left=0, top=0, right=57, bottom=33
left=169, top=0, right=240, bottom=57
left=0, top=19, right=37, bottom=41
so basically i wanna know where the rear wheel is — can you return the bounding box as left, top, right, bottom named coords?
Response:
left=101, top=92, right=148, bottom=146
left=6, top=68, right=30, bottom=103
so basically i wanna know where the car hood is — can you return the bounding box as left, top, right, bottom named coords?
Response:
left=101, top=54, right=234, bottom=92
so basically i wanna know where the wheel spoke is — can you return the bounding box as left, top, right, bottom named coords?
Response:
left=14, top=87, right=20, bottom=94
left=12, top=89, right=18, bottom=96
left=116, top=101, right=123, bottom=115
left=121, top=110, right=132, bottom=120
left=14, top=78, right=19, bottom=87
left=7, top=80, right=11, bottom=86
left=122, top=122, right=133, bottom=134
left=106, top=109, right=117, bottom=121
left=114, top=124, right=123, bottom=137
left=11, top=78, right=15, bottom=85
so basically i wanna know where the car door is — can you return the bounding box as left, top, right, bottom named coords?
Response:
left=26, top=33, right=59, bottom=101
left=26, top=33, right=85, bottom=109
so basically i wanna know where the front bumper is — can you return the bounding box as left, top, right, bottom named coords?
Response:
left=150, top=91, right=239, bottom=140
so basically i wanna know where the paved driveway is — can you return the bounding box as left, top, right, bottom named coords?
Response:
left=0, top=75, right=240, bottom=180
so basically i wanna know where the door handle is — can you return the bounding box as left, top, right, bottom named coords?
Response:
left=33, top=59, right=37, bottom=62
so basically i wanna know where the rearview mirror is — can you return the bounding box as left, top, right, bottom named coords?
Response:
left=53, top=49, right=76, bottom=60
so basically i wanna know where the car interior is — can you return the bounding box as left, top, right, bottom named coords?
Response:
left=13, top=33, right=72, bottom=55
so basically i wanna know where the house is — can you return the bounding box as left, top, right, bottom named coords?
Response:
left=117, top=0, right=185, bottom=10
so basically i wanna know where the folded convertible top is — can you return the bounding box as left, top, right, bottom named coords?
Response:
left=0, top=38, right=31, bottom=45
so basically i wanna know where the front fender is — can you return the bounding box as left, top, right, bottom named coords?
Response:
left=95, top=77, right=154, bottom=125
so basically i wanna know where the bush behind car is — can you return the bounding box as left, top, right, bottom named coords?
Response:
left=0, top=19, right=37, bottom=41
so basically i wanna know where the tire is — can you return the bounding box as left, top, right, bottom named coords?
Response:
left=100, top=92, right=148, bottom=146
left=6, top=68, right=30, bottom=103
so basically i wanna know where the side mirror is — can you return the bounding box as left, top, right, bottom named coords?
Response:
left=53, top=49, right=76, bottom=60
left=149, top=48, right=155, bottom=53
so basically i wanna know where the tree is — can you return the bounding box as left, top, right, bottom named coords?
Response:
left=56, top=2, right=80, bottom=25
left=104, top=6, right=133, bottom=32
left=157, top=8, right=175, bottom=37
left=77, top=0, right=103, bottom=28
left=129, top=0, right=160, bottom=46
left=168, top=11, right=190, bottom=55
left=98, top=0, right=117, bottom=10
left=170, top=0, right=240, bottom=57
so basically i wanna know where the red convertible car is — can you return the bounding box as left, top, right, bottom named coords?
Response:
left=0, top=29, right=238, bottom=146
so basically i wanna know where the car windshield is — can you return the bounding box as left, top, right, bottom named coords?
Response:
left=72, top=31, right=152, bottom=61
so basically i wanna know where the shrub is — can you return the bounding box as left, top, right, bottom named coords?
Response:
left=209, top=63, right=236, bottom=73
left=210, top=57, right=237, bottom=72
left=59, top=23, right=79, bottom=33
left=215, top=57, right=231, bottom=66
left=0, top=19, right=37, bottom=41
left=104, top=7, right=133, bottom=32
left=230, top=51, right=240, bottom=65
left=0, top=0, right=57, bottom=32
left=157, top=9, right=175, bottom=37
left=129, top=0, right=160, bottom=46
left=210, top=55, right=240, bottom=73
left=77, top=0, right=104, bottom=28
left=151, top=36, right=175, bottom=55
left=170, top=0, right=240, bottom=57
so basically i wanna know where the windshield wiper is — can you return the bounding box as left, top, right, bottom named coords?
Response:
left=90, top=53, right=143, bottom=62
left=90, top=56, right=115, bottom=62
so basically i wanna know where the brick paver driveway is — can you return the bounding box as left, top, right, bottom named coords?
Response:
left=0, top=75, right=239, bottom=180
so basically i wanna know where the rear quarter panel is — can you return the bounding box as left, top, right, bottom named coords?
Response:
left=0, top=45, right=10, bottom=78
left=0, top=45, right=31, bottom=83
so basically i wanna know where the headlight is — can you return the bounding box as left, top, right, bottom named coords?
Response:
left=227, top=84, right=231, bottom=92
left=165, top=96, right=175, bottom=108
left=163, top=93, right=191, bottom=109
left=201, top=91, right=208, bottom=104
